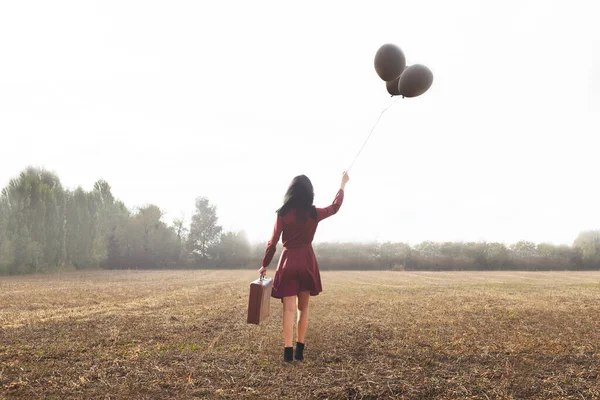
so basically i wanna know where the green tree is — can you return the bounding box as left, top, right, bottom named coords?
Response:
left=106, top=205, right=180, bottom=269
left=510, top=240, right=538, bottom=268
left=103, top=199, right=130, bottom=269
left=171, top=216, right=189, bottom=265
left=573, top=231, right=600, bottom=268
left=65, top=187, right=96, bottom=268
left=187, top=197, right=222, bottom=262
left=378, top=242, right=410, bottom=269
left=215, top=230, right=251, bottom=268
left=486, top=242, right=510, bottom=270
left=0, top=167, right=67, bottom=273
left=0, top=195, right=12, bottom=273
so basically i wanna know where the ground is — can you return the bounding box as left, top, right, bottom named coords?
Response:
left=1, top=270, right=599, bottom=399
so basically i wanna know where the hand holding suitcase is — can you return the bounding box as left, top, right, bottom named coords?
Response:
left=247, top=275, right=273, bottom=325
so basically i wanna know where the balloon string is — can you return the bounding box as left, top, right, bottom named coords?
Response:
left=347, top=96, right=399, bottom=171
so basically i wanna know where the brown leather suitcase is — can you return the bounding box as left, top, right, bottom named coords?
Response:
left=247, top=276, right=273, bottom=325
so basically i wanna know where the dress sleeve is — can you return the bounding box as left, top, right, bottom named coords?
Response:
left=316, top=189, right=344, bottom=222
left=261, top=215, right=283, bottom=267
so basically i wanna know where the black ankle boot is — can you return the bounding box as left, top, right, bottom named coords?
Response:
left=295, top=342, right=305, bottom=361
left=284, top=347, right=293, bottom=362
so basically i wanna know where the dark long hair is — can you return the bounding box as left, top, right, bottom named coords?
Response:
left=276, top=175, right=317, bottom=219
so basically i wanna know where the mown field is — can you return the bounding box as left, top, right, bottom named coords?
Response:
left=1, top=270, right=599, bottom=399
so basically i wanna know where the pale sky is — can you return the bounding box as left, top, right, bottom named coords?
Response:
left=1, top=1, right=598, bottom=246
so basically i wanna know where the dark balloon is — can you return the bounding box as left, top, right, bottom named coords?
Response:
left=374, top=44, right=406, bottom=82
left=385, top=66, right=407, bottom=96
left=385, top=76, right=401, bottom=96
left=398, top=64, right=434, bottom=98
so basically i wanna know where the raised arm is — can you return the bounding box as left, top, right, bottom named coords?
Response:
left=261, top=215, right=283, bottom=268
left=316, top=171, right=350, bottom=222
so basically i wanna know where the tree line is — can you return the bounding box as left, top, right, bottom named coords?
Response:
left=1, top=167, right=599, bottom=275
left=0, top=167, right=251, bottom=274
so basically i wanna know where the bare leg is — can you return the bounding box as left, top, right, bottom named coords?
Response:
left=282, top=296, right=296, bottom=348
left=296, top=291, right=310, bottom=343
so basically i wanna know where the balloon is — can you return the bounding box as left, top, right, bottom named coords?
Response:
left=398, top=64, right=434, bottom=98
left=385, top=77, right=401, bottom=96
left=385, top=66, right=408, bottom=96
left=374, top=44, right=406, bottom=82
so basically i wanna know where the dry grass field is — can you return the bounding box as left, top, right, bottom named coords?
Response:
left=1, top=270, right=599, bottom=399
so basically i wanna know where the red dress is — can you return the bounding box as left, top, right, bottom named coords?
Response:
left=262, top=189, right=344, bottom=299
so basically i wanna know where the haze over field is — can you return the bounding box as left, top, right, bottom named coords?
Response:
left=1, top=1, right=599, bottom=246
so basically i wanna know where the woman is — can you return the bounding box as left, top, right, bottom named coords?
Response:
left=259, top=171, right=350, bottom=362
